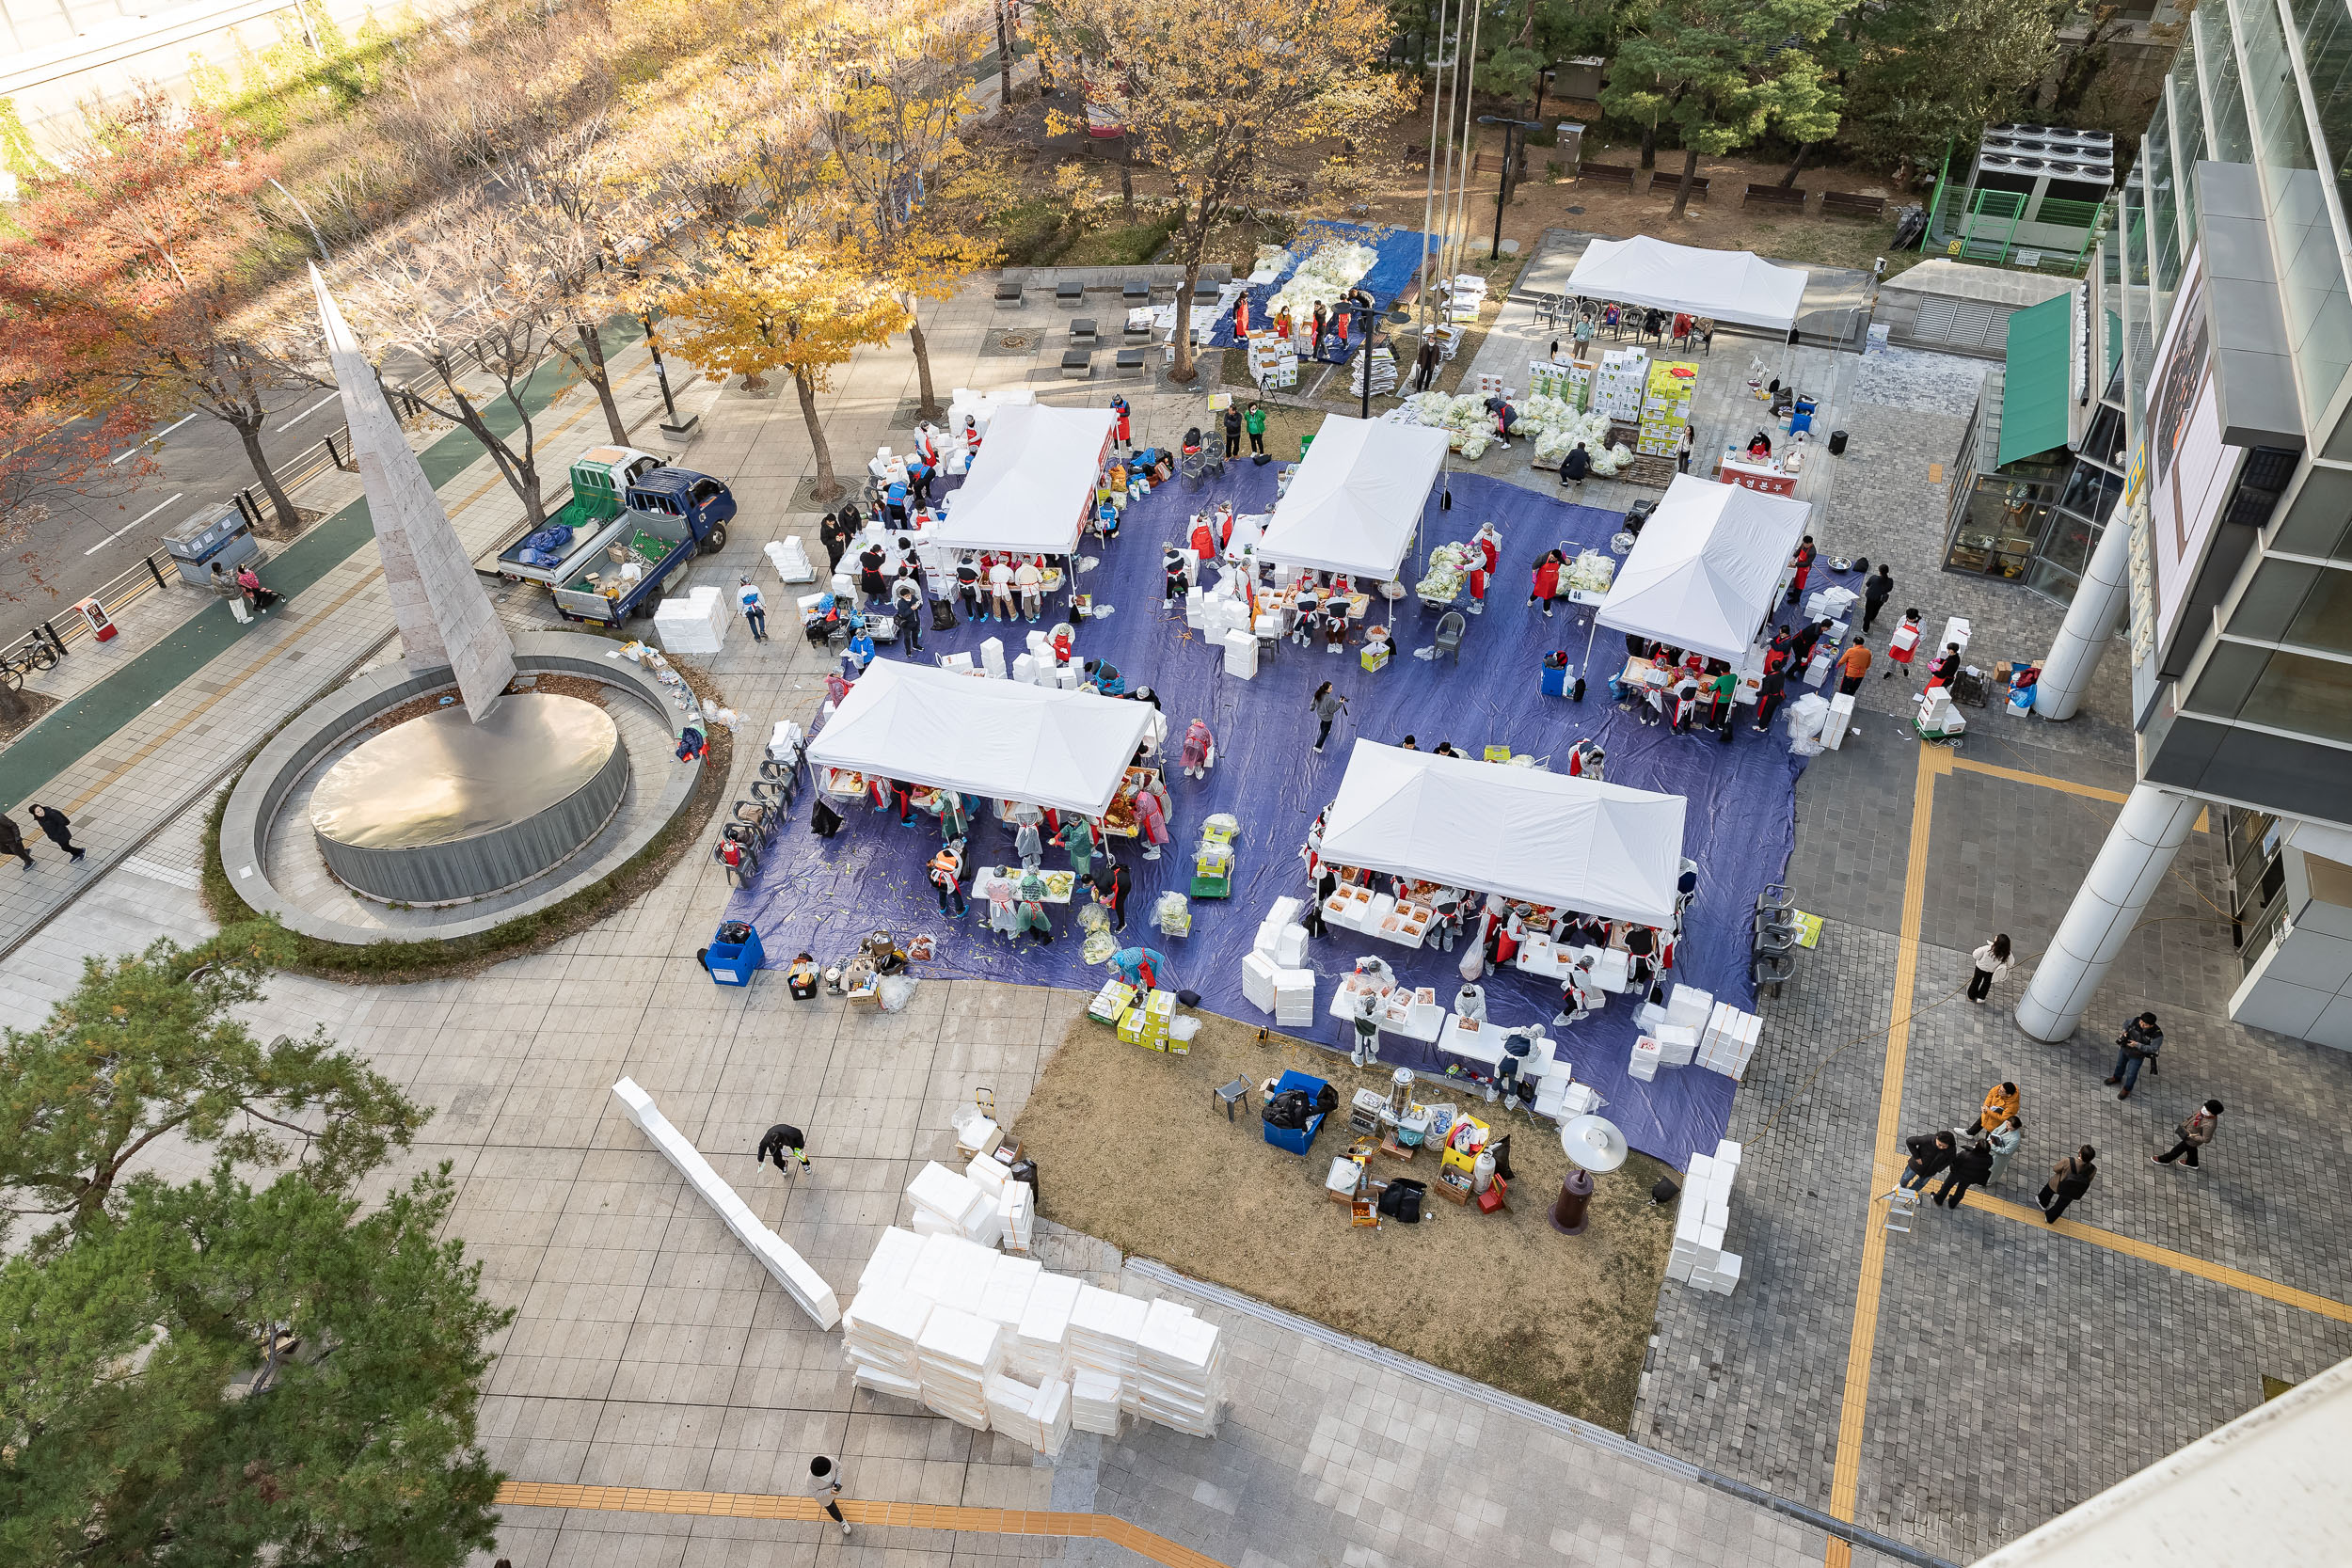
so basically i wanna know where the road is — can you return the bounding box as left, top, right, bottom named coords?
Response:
left=1, top=386, right=358, bottom=633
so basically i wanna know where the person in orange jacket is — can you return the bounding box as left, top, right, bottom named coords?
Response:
left=1971, top=1081, right=2021, bottom=1137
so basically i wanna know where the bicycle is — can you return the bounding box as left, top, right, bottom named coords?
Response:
left=1, top=638, right=60, bottom=690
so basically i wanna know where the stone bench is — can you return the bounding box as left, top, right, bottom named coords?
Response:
left=1061, top=349, right=1094, bottom=379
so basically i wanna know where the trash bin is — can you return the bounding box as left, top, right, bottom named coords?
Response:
left=1827, top=429, right=1849, bottom=456
left=161, top=505, right=261, bottom=588
left=701, top=921, right=765, bottom=986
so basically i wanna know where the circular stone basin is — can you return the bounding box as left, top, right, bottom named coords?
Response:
left=309, top=692, right=627, bottom=905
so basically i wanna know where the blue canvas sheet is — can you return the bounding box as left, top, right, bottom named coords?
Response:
left=1202, top=220, right=1433, bottom=350
left=730, top=462, right=1822, bottom=1173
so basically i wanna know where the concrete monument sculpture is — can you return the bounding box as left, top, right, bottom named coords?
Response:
left=310, top=263, right=516, bottom=719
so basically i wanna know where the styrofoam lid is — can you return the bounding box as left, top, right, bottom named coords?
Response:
left=909, top=1162, right=992, bottom=1223
left=858, top=1227, right=928, bottom=1294
left=1017, top=1273, right=1085, bottom=1339
left=1070, top=1284, right=1152, bottom=1340
left=858, top=1288, right=936, bottom=1346
left=917, top=1307, right=1005, bottom=1371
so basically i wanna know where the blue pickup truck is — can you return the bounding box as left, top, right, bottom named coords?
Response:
left=492, top=449, right=738, bottom=626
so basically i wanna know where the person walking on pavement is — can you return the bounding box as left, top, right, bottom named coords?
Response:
left=1933, top=1138, right=1994, bottom=1209
left=2106, top=1011, right=2163, bottom=1099
left=1966, top=935, right=2012, bottom=1002
left=1311, top=682, right=1347, bottom=752
left=0, top=813, right=32, bottom=869
left=1970, top=1081, right=2021, bottom=1137
left=2155, top=1100, right=2224, bottom=1169
left=755, top=1122, right=812, bottom=1173
left=1862, top=564, right=1895, bottom=633
left=2038, top=1147, right=2097, bottom=1223
left=807, top=1455, right=851, bottom=1537
left=1985, top=1117, right=2023, bottom=1183
left=1837, top=638, right=1872, bottom=695
left=819, top=512, right=852, bottom=571
left=1246, top=402, right=1267, bottom=457
left=1899, top=1130, right=1955, bottom=1193
left=737, top=578, right=771, bottom=642
left=26, top=804, right=83, bottom=863
left=1222, top=401, right=1242, bottom=458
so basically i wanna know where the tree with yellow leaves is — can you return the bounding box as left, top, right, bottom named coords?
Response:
left=819, top=3, right=1003, bottom=420
left=661, top=230, right=909, bottom=502
left=1032, top=0, right=1402, bottom=383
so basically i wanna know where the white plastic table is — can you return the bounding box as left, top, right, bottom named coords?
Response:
left=1327, top=977, right=1447, bottom=1043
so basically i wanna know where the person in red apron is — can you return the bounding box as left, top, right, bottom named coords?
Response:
left=1886, top=610, right=1922, bottom=677
left=1233, top=293, right=1249, bottom=344
left=1109, top=394, right=1131, bottom=450
left=1785, top=535, right=1817, bottom=606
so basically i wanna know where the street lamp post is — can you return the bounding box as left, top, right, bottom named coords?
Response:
left=641, top=311, right=699, bottom=438
left=1476, top=115, right=1543, bottom=261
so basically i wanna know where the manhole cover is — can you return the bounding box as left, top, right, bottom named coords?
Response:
left=998, top=332, right=1035, bottom=351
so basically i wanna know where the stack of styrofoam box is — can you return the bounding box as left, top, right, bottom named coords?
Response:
left=1821, top=692, right=1853, bottom=751
left=1666, top=1140, right=1744, bottom=1294
left=975, top=1249, right=1041, bottom=1350
left=1629, top=1035, right=1663, bottom=1081
left=1241, top=952, right=1280, bottom=1013
left=1133, top=1298, right=1225, bottom=1437
left=1184, top=585, right=1208, bottom=628
left=978, top=635, right=1007, bottom=679
left=610, top=1080, right=840, bottom=1328
left=1805, top=585, right=1860, bottom=623
left=841, top=1227, right=930, bottom=1398
left=986, top=1370, right=1073, bottom=1457
left=1011, top=652, right=1043, bottom=685
left=765, top=535, right=817, bottom=584
left=1223, top=627, right=1258, bottom=678
left=1068, top=1284, right=1149, bottom=1410
left=1000, top=1179, right=1035, bottom=1253
left=909, top=1161, right=1002, bottom=1245
left=1011, top=1272, right=1082, bottom=1382
left=1651, top=1023, right=1697, bottom=1069
left=654, top=584, right=728, bottom=655
left=1071, top=1366, right=1125, bottom=1435
left=916, top=1307, right=1003, bottom=1428
left=1697, top=1002, right=1761, bottom=1078
left=1667, top=986, right=1713, bottom=1031
left=1274, top=968, right=1316, bottom=1027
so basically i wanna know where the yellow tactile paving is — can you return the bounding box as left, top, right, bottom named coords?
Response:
left=1949, top=756, right=2210, bottom=832
left=1959, top=1192, right=2352, bottom=1324
left=494, top=1481, right=1231, bottom=1568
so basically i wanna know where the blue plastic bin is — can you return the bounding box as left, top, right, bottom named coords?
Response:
left=1541, top=654, right=1570, bottom=698
left=703, top=926, right=765, bottom=986
left=1262, top=1069, right=1331, bottom=1157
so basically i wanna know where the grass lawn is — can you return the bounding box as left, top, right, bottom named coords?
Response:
left=1012, top=1009, right=1675, bottom=1431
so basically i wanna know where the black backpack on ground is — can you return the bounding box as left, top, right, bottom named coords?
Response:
left=1377, top=1179, right=1426, bottom=1222
left=1263, top=1089, right=1311, bottom=1130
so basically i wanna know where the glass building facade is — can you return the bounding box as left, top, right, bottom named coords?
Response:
left=2110, top=0, right=2352, bottom=832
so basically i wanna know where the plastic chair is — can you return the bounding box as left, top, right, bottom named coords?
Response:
left=1434, top=610, right=1467, bottom=663
left=1213, top=1077, right=1251, bottom=1122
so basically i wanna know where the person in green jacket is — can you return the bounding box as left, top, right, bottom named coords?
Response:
left=1244, top=402, right=1267, bottom=456
left=1706, top=667, right=1737, bottom=730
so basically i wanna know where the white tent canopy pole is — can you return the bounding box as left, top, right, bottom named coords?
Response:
left=1567, top=236, right=1811, bottom=334
left=1316, top=740, right=1687, bottom=927
left=805, top=660, right=1151, bottom=817
left=929, top=404, right=1116, bottom=556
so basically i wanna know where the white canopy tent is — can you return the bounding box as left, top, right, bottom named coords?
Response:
left=1254, top=414, right=1449, bottom=579
left=1590, top=475, right=1812, bottom=665
left=1318, top=740, right=1686, bottom=927
left=1566, top=236, right=1811, bottom=333
left=805, top=660, right=1150, bottom=816
left=930, top=404, right=1115, bottom=555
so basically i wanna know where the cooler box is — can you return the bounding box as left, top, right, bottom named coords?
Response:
left=1262, top=1069, right=1330, bottom=1157
left=704, top=925, right=766, bottom=986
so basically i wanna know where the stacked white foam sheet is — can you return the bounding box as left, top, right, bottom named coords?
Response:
left=1071, top=1367, right=1124, bottom=1435
left=916, top=1306, right=1004, bottom=1428
left=609, top=1079, right=840, bottom=1328
left=1069, top=1284, right=1150, bottom=1408
left=654, top=584, right=728, bottom=655
left=766, top=535, right=817, bottom=584
left=906, top=1231, right=997, bottom=1320
left=986, top=1370, right=1074, bottom=1457
left=842, top=1228, right=933, bottom=1400
left=1134, top=1299, right=1225, bottom=1437
left=1011, top=1272, right=1083, bottom=1381
left=999, top=1180, right=1035, bottom=1253
left=1273, top=968, right=1316, bottom=1027
left=1698, top=1002, right=1761, bottom=1078
left=910, top=1161, right=1002, bottom=1245
left=1666, top=1140, right=1743, bottom=1294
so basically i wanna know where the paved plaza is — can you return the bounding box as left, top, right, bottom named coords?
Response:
left=3, top=239, right=2346, bottom=1568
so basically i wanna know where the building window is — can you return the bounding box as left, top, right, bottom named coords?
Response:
left=1947, top=474, right=2057, bottom=578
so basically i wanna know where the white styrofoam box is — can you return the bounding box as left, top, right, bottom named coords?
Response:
left=1635, top=1002, right=1668, bottom=1034
left=654, top=584, right=729, bottom=655
left=832, top=571, right=856, bottom=600
left=1714, top=1251, right=1744, bottom=1293
left=938, top=651, right=977, bottom=673
left=1071, top=1367, right=1124, bottom=1434
left=1069, top=1285, right=1150, bottom=1361
left=1653, top=1023, right=1698, bottom=1067
left=1222, top=627, right=1259, bottom=678
left=1184, top=586, right=1207, bottom=628
left=1011, top=652, right=1041, bottom=686
left=1265, top=895, right=1304, bottom=927
left=952, top=1105, right=1001, bottom=1156
left=1272, top=924, right=1309, bottom=969
left=1025, top=629, right=1052, bottom=657
left=1685, top=1266, right=1718, bottom=1291
left=1707, top=1195, right=1731, bottom=1230
left=1802, top=649, right=1833, bottom=688
left=907, top=1230, right=998, bottom=1314
left=1940, top=615, right=1972, bottom=656
left=611, top=1079, right=839, bottom=1328
left=858, top=1226, right=928, bottom=1296
left=1630, top=1035, right=1665, bottom=1073
left=910, top=1210, right=955, bottom=1237
left=1686, top=1152, right=1715, bottom=1185
left=1056, top=665, right=1081, bottom=690
left=1667, top=985, right=1713, bottom=1028
left=909, top=1163, right=993, bottom=1230
left=1014, top=1272, right=1082, bottom=1368
left=965, top=1152, right=1009, bottom=1195
left=1715, top=1138, right=1744, bottom=1166
left=1699, top=1221, right=1726, bottom=1249
left=1822, top=691, right=1853, bottom=750
left=1252, top=916, right=1284, bottom=959
left=1665, top=1258, right=1693, bottom=1284
left=1272, top=966, right=1315, bottom=997
left=979, top=635, right=1007, bottom=678
left=766, top=535, right=817, bottom=583
left=1628, top=1058, right=1657, bottom=1083
left=1241, top=952, right=1280, bottom=1014
left=977, top=1255, right=1042, bottom=1331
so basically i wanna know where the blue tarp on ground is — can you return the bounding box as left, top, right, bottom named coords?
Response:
left=729, top=462, right=1816, bottom=1174
left=1201, top=220, right=1433, bottom=350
